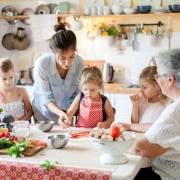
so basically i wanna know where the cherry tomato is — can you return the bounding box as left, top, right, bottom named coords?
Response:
left=111, top=126, right=121, bottom=139
left=9, top=136, right=17, bottom=141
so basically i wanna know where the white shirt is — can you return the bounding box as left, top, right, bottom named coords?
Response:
left=139, top=98, right=168, bottom=124
left=145, top=98, right=180, bottom=180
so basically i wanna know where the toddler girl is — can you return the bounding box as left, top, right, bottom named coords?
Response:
left=0, top=58, right=33, bottom=121
left=65, top=66, right=114, bottom=128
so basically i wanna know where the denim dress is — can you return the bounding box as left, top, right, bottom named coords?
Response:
left=32, top=53, right=84, bottom=124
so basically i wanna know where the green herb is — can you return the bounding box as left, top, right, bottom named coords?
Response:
left=7, top=140, right=29, bottom=158
left=0, top=108, right=3, bottom=113
left=106, top=26, right=119, bottom=36
left=41, top=160, right=59, bottom=170
left=0, top=139, right=15, bottom=149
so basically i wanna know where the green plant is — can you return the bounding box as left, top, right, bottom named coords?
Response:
left=7, top=140, right=29, bottom=158
left=106, top=25, right=119, bottom=36
left=41, top=160, right=59, bottom=170
left=0, top=108, right=3, bottom=113
left=0, top=138, right=15, bottom=149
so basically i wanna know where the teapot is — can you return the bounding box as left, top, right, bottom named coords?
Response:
left=103, top=63, right=115, bottom=83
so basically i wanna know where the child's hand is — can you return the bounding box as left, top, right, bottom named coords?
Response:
left=97, top=121, right=110, bottom=129
left=130, top=94, right=142, bottom=106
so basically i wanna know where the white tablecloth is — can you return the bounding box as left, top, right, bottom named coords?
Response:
left=0, top=125, right=145, bottom=180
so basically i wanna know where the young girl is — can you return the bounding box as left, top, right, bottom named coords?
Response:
left=121, top=66, right=169, bottom=133
left=0, top=58, right=33, bottom=121
left=65, top=66, right=114, bottom=128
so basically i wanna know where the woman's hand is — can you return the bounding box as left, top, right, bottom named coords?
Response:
left=58, top=111, right=71, bottom=128
left=130, top=94, right=142, bottom=106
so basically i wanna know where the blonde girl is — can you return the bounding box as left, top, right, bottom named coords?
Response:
left=64, top=66, right=114, bottom=128
left=0, top=58, right=33, bottom=121
left=121, top=66, right=169, bottom=133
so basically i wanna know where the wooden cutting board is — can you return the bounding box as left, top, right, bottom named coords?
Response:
left=0, top=140, right=47, bottom=156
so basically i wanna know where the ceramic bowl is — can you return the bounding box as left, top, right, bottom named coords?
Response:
left=123, top=7, right=136, bottom=14
left=92, top=137, right=134, bottom=165
left=136, top=5, right=151, bottom=14
left=37, top=121, right=54, bottom=132
left=111, top=5, right=123, bottom=14
left=169, top=4, right=180, bottom=13
left=48, top=134, right=69, bottom=149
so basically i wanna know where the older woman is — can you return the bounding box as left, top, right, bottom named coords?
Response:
left=132, top=49, right=180, bottom=180
left=32, top=24, right=84, bottom=126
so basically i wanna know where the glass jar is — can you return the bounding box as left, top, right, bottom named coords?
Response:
left=12, top=121, right=30, bottom=138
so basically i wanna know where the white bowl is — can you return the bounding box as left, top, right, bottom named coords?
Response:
left=93, top=138, right=134, bottom=165
left=111, top=5, right=123, bottom=14
left=123, top=8, right=136, bottom=14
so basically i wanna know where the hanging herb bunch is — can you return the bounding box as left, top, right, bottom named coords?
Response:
left=87, top=22, right=119, bottom=39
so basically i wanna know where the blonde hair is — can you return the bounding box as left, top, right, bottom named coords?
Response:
left=80, top=66, right=103, bottom=90
left=0, top=58, right=13, bottom=73
left=139, top=66, right=167, bottom=103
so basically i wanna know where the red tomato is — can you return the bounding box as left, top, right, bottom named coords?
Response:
left=111, top=126, right=121, bottom=139
left=0, top=132, right=6, bottom=138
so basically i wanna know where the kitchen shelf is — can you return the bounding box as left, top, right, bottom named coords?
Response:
left=0, top=15, right=29, bottom=20
left=0, top=13, right=179, bottom=20
left=83, top=13, right=180, bottom=19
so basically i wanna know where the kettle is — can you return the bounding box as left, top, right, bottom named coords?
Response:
left=103, top=63, right=115, bottom=83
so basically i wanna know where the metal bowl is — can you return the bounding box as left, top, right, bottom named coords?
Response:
left=37, top=121, right=54, bottom=132
left=48, top=134, right=69, bottom=149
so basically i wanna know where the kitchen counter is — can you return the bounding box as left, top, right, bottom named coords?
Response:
left=104, top=83, right=139, bottom=94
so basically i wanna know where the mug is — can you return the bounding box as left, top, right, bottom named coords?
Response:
left=103, top=6, right=110, bottom=16
left=91, top=6, right=97, bottom=16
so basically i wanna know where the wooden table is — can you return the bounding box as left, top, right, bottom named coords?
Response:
left=0, top=126, right=145, bottom=180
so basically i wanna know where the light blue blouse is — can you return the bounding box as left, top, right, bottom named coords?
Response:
left=32, top=53, right=84, bottom=123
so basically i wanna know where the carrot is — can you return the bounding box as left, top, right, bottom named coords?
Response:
left=70, top=131, right=90, bottom=139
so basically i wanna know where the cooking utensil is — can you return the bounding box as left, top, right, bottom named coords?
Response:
left=36, top=4, right=50, bottom=15
left=103, top=63, right=115, bottom=83
left=13, top=27, right=31, bottom=50
left=48, top=134, right=69, bottom=149
left=37, top=121, right=54, bottom=132
left=21, top=8, right=34, bottom=25
left=53, top=2, right=70, bottom=15
left=47, top=3, right=58, bottom=14
left=2, top=33, right=15, bottom=50
left=1, top=5, right=19, bottom=24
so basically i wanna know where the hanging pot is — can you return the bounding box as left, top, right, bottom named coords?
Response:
left=35, top=4, right=50, bottom=15
left=53, top=2, right=70, bottom=15
left=21, top=8, right=34, bottom=25
left=13, top=27, right=30, bottom=50
left=1, top=5, right=19, bottom=24
left=47, top=3, right=58, bottom=14
left=2, top=33, right=15, bottom=50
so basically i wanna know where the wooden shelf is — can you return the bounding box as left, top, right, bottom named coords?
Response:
left=83, top=13, right=180, bottom=19
left=0, top=15, right=29, bottom=20
left=0, top=13, right=179, bottom=20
